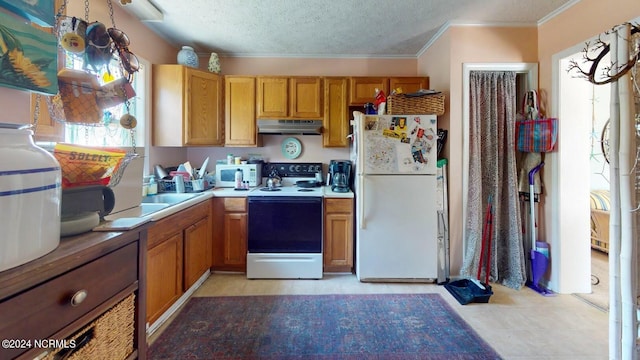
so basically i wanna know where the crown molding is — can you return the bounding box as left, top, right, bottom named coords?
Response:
left=417, top=1, right=580, bottom=58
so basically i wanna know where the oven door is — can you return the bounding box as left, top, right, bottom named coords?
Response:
left=248, top=196, right=322, bottom=253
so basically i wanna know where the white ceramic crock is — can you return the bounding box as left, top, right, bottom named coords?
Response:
left=0, top=127, right=61, bottom=272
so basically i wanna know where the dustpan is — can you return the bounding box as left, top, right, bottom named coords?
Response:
left=445, top=278, right=493, bottom=305
left=445, top=195, right=494, bottom=305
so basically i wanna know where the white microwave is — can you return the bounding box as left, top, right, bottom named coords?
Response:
left=215, top=164, right=262, bottom=187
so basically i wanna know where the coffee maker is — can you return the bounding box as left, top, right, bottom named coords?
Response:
left=329, top=160, right=351, bottom=193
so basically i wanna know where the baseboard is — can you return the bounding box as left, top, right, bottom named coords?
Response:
left=146, top=270, right=211, bottom=336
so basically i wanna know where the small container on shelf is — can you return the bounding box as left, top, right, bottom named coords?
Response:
left=147, top=175, right=158, bottom=195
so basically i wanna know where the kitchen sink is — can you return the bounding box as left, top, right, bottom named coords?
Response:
left=141, top=192, right=204, bottom=205
left=104, top=192, right=208, bottom=223
left=106, top=203, right=170, bottom=218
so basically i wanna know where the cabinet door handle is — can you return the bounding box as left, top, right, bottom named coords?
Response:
left=70, top=289, right=88, bottom=306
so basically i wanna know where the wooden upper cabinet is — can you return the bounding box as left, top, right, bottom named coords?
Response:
left=349, top=77, right=429, bottom=106
left=290, top=77, right=322, bottom=118
left=185, top=69, right=223, bottom=146
left=153, top=65, right=223, bottom=146
left=225, top=76, right=259, bottom=147
left=257, top=76, right=288, bottom=118
left=349, top=77, right=389, bottom=105
left=389, top=77, right=430, bottom=94
left=323, top=77, right=349, bottom=147
left=257, top=76, right=322, bottom=119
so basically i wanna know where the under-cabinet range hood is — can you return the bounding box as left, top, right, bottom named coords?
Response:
left=257, top=119, right=322, bottom=135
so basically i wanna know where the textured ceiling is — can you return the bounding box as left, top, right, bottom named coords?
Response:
left=122, top=0, right=577, bottom=58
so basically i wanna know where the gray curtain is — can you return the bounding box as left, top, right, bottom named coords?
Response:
left=461, top=71, right=526, bottom=289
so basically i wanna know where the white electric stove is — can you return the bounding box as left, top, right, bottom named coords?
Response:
left=246, top=163, right=324, bottom=279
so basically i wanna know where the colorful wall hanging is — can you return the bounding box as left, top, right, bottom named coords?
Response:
left=0, top=11, right=58, bottom=95
left=0, top=0, right=55, bottom=27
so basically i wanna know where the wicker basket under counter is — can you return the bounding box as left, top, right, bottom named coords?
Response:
left=387, top=93, right=445, bottom=115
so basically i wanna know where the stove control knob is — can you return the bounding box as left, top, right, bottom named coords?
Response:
left=295, top=165, right=301, bottom=173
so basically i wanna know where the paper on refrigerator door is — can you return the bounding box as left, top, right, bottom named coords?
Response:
left=362, top=114, right=437, bottom=174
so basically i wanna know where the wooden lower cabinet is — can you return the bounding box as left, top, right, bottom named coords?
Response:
left=323, top=198, right=354, bottom=272
left=184, top=216, right=213, bottom=289
left=146, top=200, right=212, bottom=325
left=147, top=232, right=183, bottom=325
left=212, top=197, right=248, bottom=272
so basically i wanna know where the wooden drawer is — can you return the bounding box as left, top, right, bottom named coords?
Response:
left=224, top=197, right=246, bottom=212
left=0, top=242, right=137, bottom=359
left=325, top=198, right=353, bottom=213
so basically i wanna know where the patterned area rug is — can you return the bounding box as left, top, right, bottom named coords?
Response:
left=149, top=293, right=501, bottom=359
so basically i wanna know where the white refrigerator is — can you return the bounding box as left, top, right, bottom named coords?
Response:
left=352, top=111, right=438, bottom=281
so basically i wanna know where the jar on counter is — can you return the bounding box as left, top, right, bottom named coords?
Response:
left=227, top=154, right=234, bottom=165
left=0, top=125, right=61, bottom=272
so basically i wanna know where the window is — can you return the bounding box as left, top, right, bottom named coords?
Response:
left=36, top=53, right=151, bottom=176
left=61, top=52, right=147, bottom=149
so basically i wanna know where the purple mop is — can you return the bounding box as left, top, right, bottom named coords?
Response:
left=526, top=162, right=554, bottom=296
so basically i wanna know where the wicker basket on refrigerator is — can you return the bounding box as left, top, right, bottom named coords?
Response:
left=387, top=93, right=445, bottom=115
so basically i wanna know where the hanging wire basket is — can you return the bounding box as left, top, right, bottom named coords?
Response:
left=43, top=0, right=139, bottom=127
left=33, top=0, right=142, bottom=187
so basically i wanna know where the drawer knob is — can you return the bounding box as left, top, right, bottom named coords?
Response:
left=70, top=289, right=88, bottom=306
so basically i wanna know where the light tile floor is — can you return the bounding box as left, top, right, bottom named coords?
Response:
left=574, top=249, right=608, bottom=311
left=150, top=273, right=608, bottom=360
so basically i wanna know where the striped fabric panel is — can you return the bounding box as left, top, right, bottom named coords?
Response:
left=590, top=190, right=610, bottom=211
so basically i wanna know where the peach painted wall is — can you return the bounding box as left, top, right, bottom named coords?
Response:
left=537, top=0, right=640, bottom=292
left=0, top=2, right=177, bottom=124
left=0, top=2, right=183, bottom=168
left=418, top=26, right=538, bottom=275
left=538, top=0, right=639, bottom=96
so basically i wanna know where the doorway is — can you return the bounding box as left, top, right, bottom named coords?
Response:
left=461, top=63, right=538, bottom=286
left=549, top=41, right=600, bottom=295
left=558, top=50, right=610, bottom=309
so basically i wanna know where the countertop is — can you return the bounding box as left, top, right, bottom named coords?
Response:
left=98, top=185, right=353, bottom=231
left=209, top=186, right=354, bottom=198
left=322, top=186, right=354, bottom=198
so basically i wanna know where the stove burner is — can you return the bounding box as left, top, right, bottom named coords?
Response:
left=259, top=187, right=281, bottom=192
left=298, top=188, right=314, bottom=192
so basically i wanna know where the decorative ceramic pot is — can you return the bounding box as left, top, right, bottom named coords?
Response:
left=208, top=52, right=221, bottom=73
left=177, top=46, right=199, bottom=68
